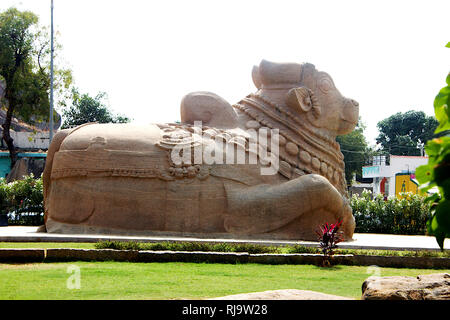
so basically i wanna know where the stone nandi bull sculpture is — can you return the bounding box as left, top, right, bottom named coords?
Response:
left=43, top=60, right=359, bottom=240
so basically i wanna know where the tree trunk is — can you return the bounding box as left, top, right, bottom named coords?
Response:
left=2, top=44, right=23, bottom=171
left=2, top=90, right=18, bottom=169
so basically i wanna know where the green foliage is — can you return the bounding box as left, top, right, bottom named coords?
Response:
left=0, top=7, right=72, bottom=167
left=0, top=8, right=47, bottom=120
left=285, top=245, right=321, bottom=254
left=95, top=241, right=278, bottom=254
left=416, top=67, right=450, bottom=249
left=0, top=7, right=71, bottom=122
left=0, top=178, right=7, bottom=214
left=351, top=190, right=431, bottom=235
left=0, top=174, right=44, bottom=225
left=376, top=110, right=438, bottom=156
left=61, top=88, right=130, bottom=128
left=336, top=120, right=372, bottom=185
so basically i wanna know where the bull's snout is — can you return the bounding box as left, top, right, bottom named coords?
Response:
left=350, top=99, right=359, bottom=107
left=338, top=98, right=359, bottom=135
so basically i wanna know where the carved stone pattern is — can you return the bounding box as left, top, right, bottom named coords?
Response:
left=253, top=93, right=340, bottom=149
left=233, top=102, right=347, bottom=195
left=51, top=167, right=175, bottom=181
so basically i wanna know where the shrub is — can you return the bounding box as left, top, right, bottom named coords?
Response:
left=316, top=220, right=343, bottom=257
left=285, top=245, right=320, bottom=254
left=351, top=190, right=431, bottom=235
left=95, top=241, right=279, bottom=254
left=0, top=175, right=44, bottom=225
left=0, top=178, right=8, bottom=215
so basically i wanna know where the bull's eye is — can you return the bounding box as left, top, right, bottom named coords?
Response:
left=318, top=77, right=333, bottom=94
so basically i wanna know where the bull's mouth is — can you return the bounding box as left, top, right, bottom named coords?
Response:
left=338, top=118, right=358, bottom=135
left=339, top=100, right=359, bottom=134
left=341, top=118, right=358, bottom=126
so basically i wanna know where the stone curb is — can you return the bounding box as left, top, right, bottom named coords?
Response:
left=352, top=255, right=450, bottom=269
left=0, top=249, right=45, bottom=262
left=45, top=249, right=250, bottom=264
left=138, top=251, right=250, bottom=264
left=0, top=249, right=449, bottom=269
left=247, top=253, right=354, bottom=265
left=45, top=249, right=140, bottom=262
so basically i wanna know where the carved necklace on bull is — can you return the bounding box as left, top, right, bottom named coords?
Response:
left=233, top=91, right=348, bottom=197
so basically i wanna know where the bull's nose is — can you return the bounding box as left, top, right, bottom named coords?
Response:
left=350, top=99, right=359, bottom=107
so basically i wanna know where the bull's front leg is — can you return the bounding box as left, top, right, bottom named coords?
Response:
left=223, top=174, right=355, bottom=241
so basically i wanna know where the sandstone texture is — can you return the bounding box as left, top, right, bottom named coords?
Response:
left=210, top=289, right=353, bottom=300
left=362, top=273, right=450, bottom=300
left=43, top=60, right=359, bottom=241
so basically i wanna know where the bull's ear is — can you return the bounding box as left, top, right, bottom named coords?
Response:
left=286, top=87, right=313, bottom=112
left=286, top=87, right=321, bottom=117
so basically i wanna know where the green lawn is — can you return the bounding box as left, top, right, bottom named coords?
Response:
left=0, top=261, right=448, bottom=300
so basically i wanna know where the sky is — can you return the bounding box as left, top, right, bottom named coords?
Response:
left=1, top=0, right=449, bottom=146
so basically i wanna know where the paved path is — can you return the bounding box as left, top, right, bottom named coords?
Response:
left=0, top=226, right=449, bottom=251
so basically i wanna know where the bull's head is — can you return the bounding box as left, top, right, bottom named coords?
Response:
left=252, top=60, right=359, bottom=139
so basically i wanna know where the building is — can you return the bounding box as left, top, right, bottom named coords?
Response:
left=362, top=155, right=428, bottom=198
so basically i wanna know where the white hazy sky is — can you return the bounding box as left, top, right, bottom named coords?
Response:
left=1, top=0, right=449, bottom=145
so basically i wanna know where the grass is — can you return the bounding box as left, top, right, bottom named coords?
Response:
left=0, top=261, right=448, bottom=300
left=1, top=241, right=450, bottom=258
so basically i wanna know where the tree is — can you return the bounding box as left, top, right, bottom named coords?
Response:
left=0, top=8, right=71, bottom=168
left=61, top=88, right=130, bottom=128
left=336, top=120, right=372, bottom=186
left=376, top=110, right=438, bottom=156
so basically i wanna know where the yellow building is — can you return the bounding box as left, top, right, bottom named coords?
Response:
left=395, top=173, right=419, bottom=197
left=362, top=155, right=428, bottom=198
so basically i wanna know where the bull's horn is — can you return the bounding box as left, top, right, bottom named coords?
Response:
left=258, top=59, right=302, bottom=88
left=252, top=65, right=262, bottom=89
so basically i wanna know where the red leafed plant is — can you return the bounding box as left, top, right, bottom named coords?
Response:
left=316, top=220, right=344, bottom=257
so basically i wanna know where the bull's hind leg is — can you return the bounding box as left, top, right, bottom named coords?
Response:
left=224, top=174, right=354, bottom=240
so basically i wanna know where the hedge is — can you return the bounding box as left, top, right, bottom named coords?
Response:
left=0, top=175, right=44, bottom=225
left=351, top=190, right=432, bottom=235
